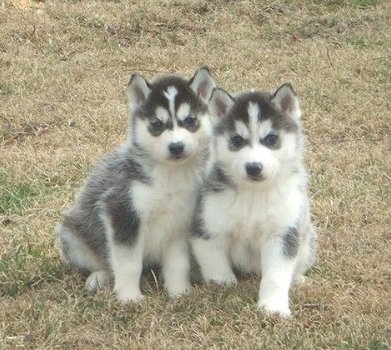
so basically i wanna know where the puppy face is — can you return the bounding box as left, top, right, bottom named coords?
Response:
left=127, top=68, right=215, bottom=163
left=210, top=85, right=301, bottom=184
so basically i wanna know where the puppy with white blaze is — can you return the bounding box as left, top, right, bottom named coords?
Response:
left=191, top=84, right=317, bottom=317
left=56, top=67, right=215, bottom=302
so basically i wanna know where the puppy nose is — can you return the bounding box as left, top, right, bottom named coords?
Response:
left=245, top=162, right=262, bottom=177
left=168, top=141, right=184, bottom=155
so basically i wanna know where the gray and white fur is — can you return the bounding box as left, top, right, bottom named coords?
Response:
left=57, top=68, right=215, bottom=302
left=191, top=84, right=317, bottom=317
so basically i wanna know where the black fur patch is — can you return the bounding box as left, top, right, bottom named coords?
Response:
left=214, top=91, right=298, bottom=136
left=104, top=186, right=140, bottom=245
left=59, top=146, right=149, bottom=257
left=177, top=118, right=201, bottom=133
left=205, top=163, right=233, bottom=193
left=214, top=116, right=236, bottom=135
left=283, top=227, right=299, bottom=258
left=191, top=194, right=209, bottom=238
left=192, top=164, right=233, bottom=238
left=148, top=120, right=166, bottom=136
left=62, top=210, right=108, bottom=258
left=136, top=75, right=208, bottom=132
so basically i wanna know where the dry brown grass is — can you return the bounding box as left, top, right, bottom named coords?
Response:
left=1, top=0, right=390, bottom=348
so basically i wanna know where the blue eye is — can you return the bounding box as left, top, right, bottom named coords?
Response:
left=231, top=135, right=246, bottom=148
left=184, top=116, right=196, bottom=126
left=151, top=119, right=164, bottom=130
left=263, top=134, right=279, bottom=146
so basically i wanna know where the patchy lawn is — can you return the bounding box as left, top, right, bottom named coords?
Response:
left=1, top=0, right=390, bottom=348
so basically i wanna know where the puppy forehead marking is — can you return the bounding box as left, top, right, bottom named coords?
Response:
left=235, top=120, right=250, bottom=138
left=163, top=85, right=178, bottom=117
left=248, top=102, right=260, bottom=132
left=247, top=101, right=260, bottom=143
left=163, top=85, right=178, bottom=101
left=155, top=106, right=170, bottom=123
left=177, top=103, right=191, bottom=120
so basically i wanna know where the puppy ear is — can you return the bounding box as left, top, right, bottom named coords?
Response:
left=127, top=74, right=152, bottom=112
left=189, top=67, right=216, bottom=103
left=271, top=83, right=301, bottom=120
left=209, top=87, right=235, bottom=120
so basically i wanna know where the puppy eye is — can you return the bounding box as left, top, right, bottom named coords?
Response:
left=263, top=134, right=279, bottom=146
left=231, top=135, right=246, bottom=148
left=151, top=119, right=164, bottom=130
left=184, top=116, right=196, bottom=127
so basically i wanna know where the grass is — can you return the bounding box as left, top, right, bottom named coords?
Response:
left=1, top=0, right=390, bottom=348
left=0, top=183, right=36, bottom=214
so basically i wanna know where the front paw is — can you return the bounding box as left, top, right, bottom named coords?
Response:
left=258, top=298, right=292, bottom=318
left=115, top=287, right=145, bottom=304
left=166, top=283, right=192, bottom=299
left=206, top=272, right=237, bottom=286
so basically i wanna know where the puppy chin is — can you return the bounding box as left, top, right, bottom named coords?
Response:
left=165, top=152, right=196, bottom=164
left=168, top=154, right=188, bottom=162
left=245, top=175, right=266, bottom=183
left=234, top=169, right=271, bottom=185
left=237, top=176, right=265, bottom=186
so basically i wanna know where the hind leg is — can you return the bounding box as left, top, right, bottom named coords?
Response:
left=57, top=224, right=112, bottom=290
left=85, top=270, right=112, bottom=291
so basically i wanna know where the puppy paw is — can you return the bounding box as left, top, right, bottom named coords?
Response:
left=166, top=283, right=192, bottom=299
left=115, top=288, right=145, bottom=304
left=258, top=299, right=292, bottom=318
left=206, top=273, right=237, bottom=286
left=85, top=271, right=111, bottom=291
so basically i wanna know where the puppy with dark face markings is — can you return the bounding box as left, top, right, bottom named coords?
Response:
left=191, top=84, right=317, bottom=317
left=56, top=68, right=215, bottom=302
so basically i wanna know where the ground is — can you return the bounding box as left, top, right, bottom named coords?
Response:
left=0, top=0, right=390, bottom=349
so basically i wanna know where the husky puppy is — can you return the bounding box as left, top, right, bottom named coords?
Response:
left=191, top=84, right=317, bottom=317
left=57, top=68, right=215, bottom=302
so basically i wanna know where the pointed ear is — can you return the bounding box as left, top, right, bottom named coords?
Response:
left=209, top=87, right=235, bottom=120
left=271, top=83, right=301, bottom=120
left=189, top=67, right=216, bottom=103
left=127, top=74, right=152, bottom=112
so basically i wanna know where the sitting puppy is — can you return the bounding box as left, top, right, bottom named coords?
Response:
left=57, top=68, right=215, bottom=302
left=191, top=84, right=317, bottom=317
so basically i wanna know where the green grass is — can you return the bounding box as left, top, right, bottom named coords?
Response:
left=0, top=239, right=65, bottom=297
left=355, top=0, right=379, bottom=8
left=0, top=183, right=36, bottom=215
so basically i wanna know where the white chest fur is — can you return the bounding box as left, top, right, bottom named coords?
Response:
left=203, top=174, right=304, bottom=272
left=131, top=163, right=199, bottom=262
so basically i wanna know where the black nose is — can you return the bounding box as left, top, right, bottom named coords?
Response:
left=245, top=162, right=262, bottom=177
left=169, top=142, right=184, bottom=156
